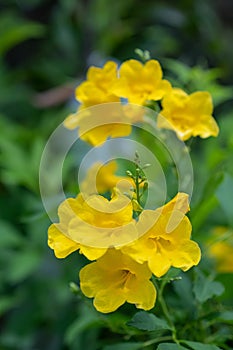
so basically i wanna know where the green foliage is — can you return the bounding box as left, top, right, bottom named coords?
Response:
left=128, top=311, right=171, bottom=332
left=216, top=174, right=233, bottom=226
left=182, top=341, right=221, bottom=350
left=103, top=343, right=143, bottom=350
left=193, top=270, right=225, bottom=303
left=0, top=12, right=45, bottom=55
left=157, top=344, right=187, bottom=350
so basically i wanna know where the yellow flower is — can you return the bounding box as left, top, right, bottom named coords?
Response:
left=75, top=61, right=120, bottom=108
left=48, top=192, right=137, bottom=259
left=80, top=160, right=133, bottom=195
left=158, top=88, right=219, bottom=141
left=207, top=227, right=233, bottom=273
left=63, top=62, right=131, bottom=146
left=111, top=59, right=171, bottom=105
left=79, top=249, right=156, bottom=313
left=121, top=193, right=201, bottom=277
left=48, top=196, right=106, bottom=260
left=64, top=103, right=132, bottom=146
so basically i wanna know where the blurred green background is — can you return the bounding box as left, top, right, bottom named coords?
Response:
left=1, top=0, right=233, bottom=349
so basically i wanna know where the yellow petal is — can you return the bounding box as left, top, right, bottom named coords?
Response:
left=48, top=224, right=80, bottom=258
left=149, top=79, right=172, bottom=101
left=120, top=59, right=144, bottom=79
left=121, top=235, right=157, bottom=264
left=79, top=245, right=107, bottom=260
left=148, top=251, right=171, bottom=277
left=79, top=262, right=113, bottom=297
left=81, top=123, right=132, bottom=146
left=172, top=240, right=201, bottom=270
left=94, top=289, right=126, bottom=313
left=126, top=277, right=156, bottom=310
left=145, top=59, right=162, bottom=81
left=189, top=91, right=213, bottom=115
left=162, top=192, right=190, bottom=215
left=158, top=211, right=192, bottom=240
left=161, top=88, right=187, bottom=111
left=193, top=115, right=219, bottom=138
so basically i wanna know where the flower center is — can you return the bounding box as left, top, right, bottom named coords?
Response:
left=120, top=269, right=135, bottom=289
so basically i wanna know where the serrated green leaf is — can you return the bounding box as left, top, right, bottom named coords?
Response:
left=128, top=311, right=171, bottom=331
left=193, top=271, right=225, bottom=303
left=157, top=343, right=187, bottom=350
left=182, top=340, right=221, bottom=350
left=103, top=343, right=143, bottom=350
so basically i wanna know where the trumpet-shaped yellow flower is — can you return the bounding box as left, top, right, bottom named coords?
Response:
left=48, top=192, right=137, bottom=259
left=80, top=160, right=133, bottom=195
left=64, top=103, right=132, bottom=146
left=48, top=196, right=106, bottom=260
left=63, top=62, right=131, bottom=146
left=111, top=59, right=171, bottom=105
left=158, top=88, right=219, bottom=141
left=121, top=193, right=201, bottom=277
left=207, top=227, right=233, bottom=273
left=79, top=249, right=156, bottom=313
left=75, top=61, right=120, bottom=108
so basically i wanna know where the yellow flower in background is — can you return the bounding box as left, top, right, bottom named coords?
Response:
left=63, top=62, right=130, bottom=146
left=79, top=249, right=156, bottom=313
left=75, top=61, right=120, bottom=108
left=64, top=103, right=132, bottom=146
left=48, top=191, right=137, bottom=259
left=111, top=59, right=171, bottom=105
left=158, top=88, right=219, bottom=141
left=121, top=193, right=201, bottom=277
left=207, top=227, right=233, bottom=273
left=80, top=160, right=133, bottom=195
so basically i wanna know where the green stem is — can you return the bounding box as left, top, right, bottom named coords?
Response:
left=135, top=167, right=141, bottom=205
left=143, top=336, right=173, bottom=347
left=157, top=279, right=180, bottom=344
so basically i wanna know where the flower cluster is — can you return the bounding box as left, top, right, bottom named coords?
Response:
left=48, top=168, right=201, bottom=313
left=64, top=58, right=219, bottom=144
left=47, top=55, right=218, bottom=313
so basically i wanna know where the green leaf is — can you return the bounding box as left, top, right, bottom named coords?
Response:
left=128, top=311, right=171, bottom=331
left=157, top=343, right=187, bottom=350
left=65, top=304, right=101, bottom=345
left=216, top=311, right=233, bottom=324
left=0, top=220, right=24, bottom=247
left=6, top=250, right=41, bottom=283
left=0, top=296, right=20, bottom=316
left=173, top=273, right=194, bottom=312
left=0, top=12, right=45, bottom=55
left=216, top=173, right=233, bottom=226
left=182, top=340, right=221, bottom=350
left=103, top=343, right=143, bottom=350
left=193, top=270, right=225, bottom=303
left=163, top=59, right=191, bottom=85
